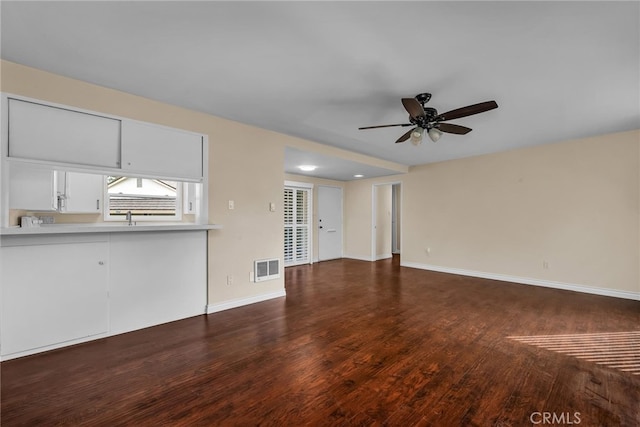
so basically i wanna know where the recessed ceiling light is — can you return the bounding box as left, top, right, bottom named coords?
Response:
left=298, top=165, right=317, bottom=172
left=354, top=174, right=364, bottom=178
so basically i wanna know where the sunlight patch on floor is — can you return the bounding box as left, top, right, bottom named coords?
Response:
left=508, top=331, right=640, bottom=375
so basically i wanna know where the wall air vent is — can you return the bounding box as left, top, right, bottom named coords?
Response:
left=254, top=258, right=280, bottom=282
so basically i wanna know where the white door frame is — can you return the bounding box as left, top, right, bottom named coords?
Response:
left=392, top=183, right=400, bottom=254
left=371, top=181, right=402, bottom=261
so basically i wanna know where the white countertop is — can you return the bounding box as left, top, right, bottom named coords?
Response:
left=1, top=223, right=222, bottom=235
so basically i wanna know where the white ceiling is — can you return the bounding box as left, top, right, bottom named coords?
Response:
left=1, top=1, right=638, bottom=181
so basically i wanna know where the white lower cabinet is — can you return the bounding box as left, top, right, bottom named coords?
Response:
left=0, top=236, right=109, bottom=356
left=0, top=231, right=207, bottom=360
left=109, top=231, right=206, bottom=335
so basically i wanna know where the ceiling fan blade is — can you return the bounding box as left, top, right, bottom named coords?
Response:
left=435, top=100, right=498, bottom=122
left=437, top=123, right=472, bottom=135
left=358, top=123, right=412, bottom=130
left=396, top=128, right=415, bottom=143
left=401, top=98, right=425, bottom=120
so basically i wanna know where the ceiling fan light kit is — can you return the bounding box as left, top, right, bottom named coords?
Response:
left=359, top=92, right=498, bottom=146
left=410, top=127, right=424, bottom=145
left=428, top=128, right=442, bottom=142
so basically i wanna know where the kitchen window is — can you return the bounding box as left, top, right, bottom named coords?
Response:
left=105, top=176, right=182, bottom=221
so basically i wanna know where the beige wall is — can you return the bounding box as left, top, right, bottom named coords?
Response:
left=343, top=131, right=639, bottom=295
left=401, top=130, right=639, bottom=294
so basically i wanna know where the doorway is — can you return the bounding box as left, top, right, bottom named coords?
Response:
left=391, top=183, right=401, bottom=254
left=372, top=182, right=401, bottom=261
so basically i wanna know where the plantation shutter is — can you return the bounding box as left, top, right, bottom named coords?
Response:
left=284, top=188, right=294, bottom=264
left=284, top=186, right=311, bottom=266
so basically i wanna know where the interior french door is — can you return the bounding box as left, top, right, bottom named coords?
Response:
left=284, top=186, right=311, bottom=266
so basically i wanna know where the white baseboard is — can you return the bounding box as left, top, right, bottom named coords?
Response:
left=375, top=253, right=392, bottom=261
left=206, top=289, right=287, bottom=314
left=1, top=331, right=111, bottom=361
left=401, top=261, right=640, bottom=301
left=343, top=254, right=374, bottom=262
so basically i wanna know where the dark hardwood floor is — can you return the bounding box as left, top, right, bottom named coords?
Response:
left=2, top=256, right=639, bottom=426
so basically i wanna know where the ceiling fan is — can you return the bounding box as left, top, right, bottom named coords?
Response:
left=359, top=93, right=498, bottom=145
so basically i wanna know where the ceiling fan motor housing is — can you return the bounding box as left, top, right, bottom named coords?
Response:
left=415, top=93, right=432, bottom=105
left=410, top=106, right=438, bottom=129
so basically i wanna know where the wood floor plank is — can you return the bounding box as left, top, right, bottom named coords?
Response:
left=2, top=256, right=638, bottom=426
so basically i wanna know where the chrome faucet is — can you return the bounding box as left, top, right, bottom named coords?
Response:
left=126, top=210, right=132, bottom=226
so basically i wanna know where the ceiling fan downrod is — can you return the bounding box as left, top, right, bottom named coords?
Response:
left=415, top=92, right=431, bottom=106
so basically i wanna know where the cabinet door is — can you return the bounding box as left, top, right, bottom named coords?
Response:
left=61, top=172, right=104, bottom=213
left=1, top=239, right=109, bottom=357
left=8, top=98, right=121, bottom=168
left=121, top=120, right=203, bottom=180
left=183, top=182, right=198, bottom=214
left=9, top=163, right=58, bottom=211
left=109, top=231, right=206, bottom=335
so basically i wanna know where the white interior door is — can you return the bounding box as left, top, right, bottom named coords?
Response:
left=318, top=186, right=343, bottom=261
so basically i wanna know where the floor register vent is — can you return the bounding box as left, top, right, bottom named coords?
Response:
left=254, top=258, right=280, bottom=282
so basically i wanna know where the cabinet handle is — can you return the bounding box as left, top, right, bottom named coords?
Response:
left=189, top=202, right=193, bottom=211
left=96, top=199, right=100, bottom=210
left=98, top=261, right=105, bottom=266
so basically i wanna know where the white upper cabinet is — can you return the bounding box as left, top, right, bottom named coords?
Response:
left=9, top=163, right=58, bottom=211
left=121, top=120, right=203, bottom=181
left=9, top=164, right=103, bottom=213
left=8, top=99, right=121, bottom=168
left=183, top=182, right=200, bottom=214
left=4, top=96, right=206, bottom=181
left=59, top=172, right=103, bottom=214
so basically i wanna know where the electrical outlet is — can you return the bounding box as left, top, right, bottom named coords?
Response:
left=39, top=216, right=55, bottom=224
left=543, top=260, right=549, bottom=269
left=226, top=275, right=233, bottom=285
